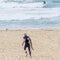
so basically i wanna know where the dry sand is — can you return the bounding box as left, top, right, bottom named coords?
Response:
left=0, top=29, right=60, bottom=60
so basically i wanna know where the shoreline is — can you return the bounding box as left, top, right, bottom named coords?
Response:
left=0, top=28, right=60, bottom=31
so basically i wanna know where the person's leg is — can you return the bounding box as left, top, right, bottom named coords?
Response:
left=24, top=45, right=28, bottom=56
left=28, top=44, right=31, bottom=56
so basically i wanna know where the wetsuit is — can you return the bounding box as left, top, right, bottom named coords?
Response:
left=23, top=35, right=31, bottom=56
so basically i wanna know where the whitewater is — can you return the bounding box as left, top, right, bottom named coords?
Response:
left=0, top=0, right=60, bottom=30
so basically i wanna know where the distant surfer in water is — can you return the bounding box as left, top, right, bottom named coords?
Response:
left=43, top=1, right=46, bottom=4
left=22, top=33, right=33, bottom=57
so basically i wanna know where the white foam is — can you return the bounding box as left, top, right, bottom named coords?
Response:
left=0, top=3, right=60, bottom=20
left=0, top=2, right=46, bottom=8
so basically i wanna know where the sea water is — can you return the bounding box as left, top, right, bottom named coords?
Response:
left=0, top=0, right=60, bottom=30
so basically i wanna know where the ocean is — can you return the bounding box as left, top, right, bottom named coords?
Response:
left=0, top=0, right=60, bottom=30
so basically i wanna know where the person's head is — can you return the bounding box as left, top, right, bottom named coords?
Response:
left=24, top=33, right=27, bottom=36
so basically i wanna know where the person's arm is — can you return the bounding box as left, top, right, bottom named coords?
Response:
left=30, top=39, right=34, bottom=50
left=22, top=40, right=25, bottom=46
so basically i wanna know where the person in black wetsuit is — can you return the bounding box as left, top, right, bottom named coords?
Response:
left=22, top=33, right=33, bottom=57
left=43, top=1, right=46, bottom=4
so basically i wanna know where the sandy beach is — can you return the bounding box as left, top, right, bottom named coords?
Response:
left=0, top=29, right=60, bottom=60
